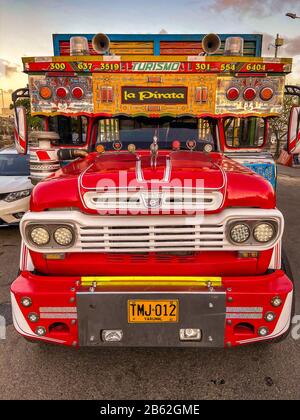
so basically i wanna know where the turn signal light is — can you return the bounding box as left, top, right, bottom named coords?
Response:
left=56, top=87, right=68, bottom=99
left=39, top=86, right=52, bottom=100
left=260, top=87, right=274, bottom=101
left=96, top=144, right=105, bottom=154
left=243, top=88, right=256, bottom=101
left=226, top=87, right=240, bottom=101
left=128, top=144, right=136, bottom=153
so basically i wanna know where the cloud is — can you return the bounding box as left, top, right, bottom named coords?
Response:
left=259, top=32, right=300, bottom=57
left=283, top=36, right=300, bottom=56
left=0, top=58, right=26, bottom=91
left=202, top=0, right=299, bottom=18
left=259, top=33, right=300, bottom=82
left=0, top=59, right=20, bottom=79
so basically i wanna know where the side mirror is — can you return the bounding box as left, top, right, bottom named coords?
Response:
left=288, top=106, right=300, bottom=154
left=14, top=106, right=28, bottom=155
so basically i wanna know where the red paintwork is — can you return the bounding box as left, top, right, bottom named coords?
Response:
left=29, top=250, right=273, bottom=277
left=30, top=151, right=275, bottom=214
left=27, top=150, right=277, bottom=281
left=11, top=270, right=293, bottom=347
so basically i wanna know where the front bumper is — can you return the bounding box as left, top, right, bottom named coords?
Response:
left=0, top=197, right=30, bottom=225
left=11, top=271, right=293, bottom=348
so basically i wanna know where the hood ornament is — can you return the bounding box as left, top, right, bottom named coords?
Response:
left=150, top=135, right=159, bottom=168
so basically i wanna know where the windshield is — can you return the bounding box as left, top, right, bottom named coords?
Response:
left=95, top=117, right=218, bottom=151
left=0, top=154, right=30, bottom=176
left=48, top=116, right=88, bottom=146
left=224, top=117, right=266, bottom=148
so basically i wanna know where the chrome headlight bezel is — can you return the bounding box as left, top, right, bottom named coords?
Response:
left=227, top=219, right=279, bottom=246
left=26, top=223, right=76, bottom=249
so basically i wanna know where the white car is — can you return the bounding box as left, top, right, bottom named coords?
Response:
left=0, top=147, right=33, bottom=226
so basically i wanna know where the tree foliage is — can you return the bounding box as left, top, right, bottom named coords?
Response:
left=268, top=95, right=298, bottom=158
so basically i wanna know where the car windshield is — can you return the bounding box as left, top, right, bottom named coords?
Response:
left=95, top=117, right=218, bottom=151
left=0, top=154, right=30, bottom=176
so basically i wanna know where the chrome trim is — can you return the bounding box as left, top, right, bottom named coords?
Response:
left=20, top=208, right=284, bottom=254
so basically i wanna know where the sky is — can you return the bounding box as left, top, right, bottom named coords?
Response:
left=1, top=0, right=300, bottom=93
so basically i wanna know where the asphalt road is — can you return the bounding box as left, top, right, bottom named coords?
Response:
left=0, top=166, right=300, bottom=400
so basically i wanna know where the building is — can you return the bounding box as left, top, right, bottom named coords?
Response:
left=0, top=89, right=13, bottom=117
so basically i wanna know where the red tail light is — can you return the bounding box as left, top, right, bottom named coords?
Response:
left=226, top=87, right=240, bottom=101
left=243, top=88, right=256, bottom=101
left=56, top=87, right=68, bottom=99
left=72, top=87, right=84, bottom=99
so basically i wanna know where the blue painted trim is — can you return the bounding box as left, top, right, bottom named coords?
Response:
left=53, top=33, right=263, bottom=57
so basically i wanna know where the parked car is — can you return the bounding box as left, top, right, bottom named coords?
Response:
left=0, top=147, right=33, bottom=226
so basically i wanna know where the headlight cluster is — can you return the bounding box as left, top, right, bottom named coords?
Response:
left=28, top=225, right=75, bottom=248
left=4, top=189, right=31, bottom=203
left=229, top=221, right=277, bottom=245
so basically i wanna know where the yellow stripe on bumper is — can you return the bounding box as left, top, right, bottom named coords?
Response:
left=80, top=276, right=222, bottom=288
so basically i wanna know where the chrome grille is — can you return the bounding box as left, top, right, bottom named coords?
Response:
left=78, top=223, right=225, bottom=253
left=83, top=191, right=224, bottom=212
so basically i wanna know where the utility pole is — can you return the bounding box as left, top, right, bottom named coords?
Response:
left=275, top=34, right=284, bottom=58
left=0, top=89, right=4, bottom=112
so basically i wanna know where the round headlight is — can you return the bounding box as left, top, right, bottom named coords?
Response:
left=54, top=227, right=74, bottom=246
left=30, top=227, right=50, bottom=246
left=253, top=223, right=275, bottom=243
left=230, top=223, right=250, bottom=244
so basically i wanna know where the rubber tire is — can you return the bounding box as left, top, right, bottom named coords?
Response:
left=269, top=249, right=295, bottom=343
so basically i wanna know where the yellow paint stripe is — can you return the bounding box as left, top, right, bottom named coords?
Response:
left=81, top=276, right=222, bottom=287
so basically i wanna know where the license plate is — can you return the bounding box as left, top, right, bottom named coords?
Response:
left=128, top=300, right=179, bottom=323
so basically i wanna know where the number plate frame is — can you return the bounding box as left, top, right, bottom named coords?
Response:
left=128, top=300, right=179, bottom=323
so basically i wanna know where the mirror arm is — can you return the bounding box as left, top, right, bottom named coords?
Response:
left=57, top=149, right=89, bottom=161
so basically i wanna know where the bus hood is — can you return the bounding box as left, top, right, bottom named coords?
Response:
left=31, top=151, right=276, bottom=213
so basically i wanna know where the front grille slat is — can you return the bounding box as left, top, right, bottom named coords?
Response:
left=79, top=223, right=225, bottom=253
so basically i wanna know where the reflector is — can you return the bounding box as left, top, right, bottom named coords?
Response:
left=243, top=88, right=256, bottom=101
left=226, top=87, right=240, bottom=101
left=72, top=87, right=84, bottom=99
left=56, top=87, right=68, bottom=99
left=39, top=86, right=52, bottom=100
left=260, top=87, right=274, bottom=101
